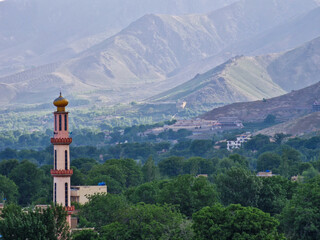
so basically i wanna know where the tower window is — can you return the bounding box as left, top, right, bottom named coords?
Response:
left=65, top=150, right=68, bottom=170
left=54, top=183, right=57, bottom=204
left=59, top=115, right=62, bottom=131
left=55, top=115, right=57, bottom=131
left=54, top=150, right=57, bottom=170
left=65, top=183, right=68, bottom=207
left=65, top=114, right=67, bottom=131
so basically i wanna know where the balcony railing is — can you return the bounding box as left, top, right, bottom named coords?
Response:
left=50, top=169, right=73, bottom=177
left=51, top=138, right=72, bottom=145
left=65, top=206, right=75, bottom=212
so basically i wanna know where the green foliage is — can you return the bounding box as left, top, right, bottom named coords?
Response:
left=158, top=156, right=184, bottom=177
left=0, top=204, right=70, bottom=240
left=72, top=229, right=99, bottom=240
left=78, top=193, right=129, bottom=230
left=100, top=203, right=193, bottom=240
left=183, top=157, right=215, bottom=175
left=216, top=167, right=262, bottom=207
left=302, top=166, right=319, bottom=180
left=189, top=140, right=213, bottom=156
left=87, top=159, right=142, bottom=193
left=257, top=176, right=297, bottom=215
left=141, top=157, right=158, bottom=182
left=158, top=175, right=218, bottom=217
left=0, top=175, right=19, bottom=203
left=280, top=176, right=320, bottom=240
left=125, top=181, right=161, bottom=205
left=193, top=204, right=285, bottom=240
left=257, top=152, right=281, bottom=172
left=71, top=158, right=98, bottom=173
left=0, top=159, right=19, bottom=177
left=279, top=147, right=301, bottom=177
left=9, top=160, right=51, bottom=205
left=245, top=134, right=271, bottom=151
left=264, top=114, right=276, bottom=124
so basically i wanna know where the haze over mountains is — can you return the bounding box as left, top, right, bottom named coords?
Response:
left=1, top=0, right=320, bottom=110
left=0, top=0, right=236, bottom=76
left=152, top=36, right=320, bottom=108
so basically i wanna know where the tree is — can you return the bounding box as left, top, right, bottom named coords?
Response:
left=0, top=174, right=19, bottom=203
left=215, top=167, right=262, bottom=207
left=0, top=159, right=19, bottom=177
left=257, top=176, right=297, bottom=215
left=125, top=181, right=160, bottom=204
left=78, top=193, right=128, bottom=230
left=158, top=156, right=184, bottom=177
left=189, top=140, right=213, bottom=156
left=0, top=204, right=70, bottom=240
left=71, top=158, right=98, bottom=173
left=245, top=134, right=270, bottom=151
left=274, top=133, right=289, bottom=145
left=87, top=159, right=142, bottom=193
left=257, top=152, right=281, bottom=172
left=141, top=157, right=158, bottom=182
left=279, top=147, right=301, bottom=177
left=193, top=204, right=285, bottom=240
left=72, top=229, right=99, bottom=240
left=183, top=157, right=215, bottom=175
left=71, top=167, right=86, bottom=186
left=9, top=160, right=50, bottom=205
left=302, top=166, right=319, bottom=180
left=264, top=114, right=276, bottom=124
left=158, top=175, right=218, bottom=217
left=100, top=203, right=193, bottom=240
left=280, top=176, right=320, bottom=240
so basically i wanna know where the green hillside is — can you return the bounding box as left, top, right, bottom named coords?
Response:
left=150, top=56, right=285, bottom=108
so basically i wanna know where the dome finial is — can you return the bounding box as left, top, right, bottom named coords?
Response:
left=53, top=92, right=68, bottom=112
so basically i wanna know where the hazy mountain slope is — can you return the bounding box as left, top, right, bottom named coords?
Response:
left=256, top=112, right=320, bottom=136
left=57, top=0, right=320, bottom=92
left=0, top=0, right=237, bottom=76
left=267, top=37, right=320, bottom=91
left=207, top=0, right=319, bottom=45
left=230, top=7, right=320, bottom=56
left=201, top=80, right=320, bottom=122
left=151, top=35, right=320, bottom=109
left=1, top=0, right=320, bottom=106
left=150, top=57, right=285, bottom=106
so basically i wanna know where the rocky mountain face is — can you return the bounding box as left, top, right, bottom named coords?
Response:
left=1, top=0, right=320, bottom=107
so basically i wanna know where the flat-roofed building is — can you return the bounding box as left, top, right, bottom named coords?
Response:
left=71, top=185, right=107, bottom=204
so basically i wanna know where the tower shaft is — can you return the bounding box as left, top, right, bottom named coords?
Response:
left=51, top=94, right=74, bottom=226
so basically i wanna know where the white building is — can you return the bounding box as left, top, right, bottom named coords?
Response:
left=227, top=134, right=251, bottom=151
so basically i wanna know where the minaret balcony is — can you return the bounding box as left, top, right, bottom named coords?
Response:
left=65, top=205, right=75, bottom=215
left=50, top=169, right=73, bottom=177
left=51, top=137, right=72, bottom=145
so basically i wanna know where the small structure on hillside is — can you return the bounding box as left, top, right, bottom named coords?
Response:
left=218, top=117, right=243, bottom=128
left=256, top=170, right=274, bottom=177
left=227, top=134, right=251, bottom=151
left=312, top=100, right=320, bottom=112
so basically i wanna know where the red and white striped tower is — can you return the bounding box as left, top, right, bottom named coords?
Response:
left=51, top=93, right=74, bottom=226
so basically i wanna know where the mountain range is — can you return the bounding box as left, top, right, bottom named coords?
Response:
left=1, top=0, right=320, bottom=107
left=151, top=36, right=320, bottom=108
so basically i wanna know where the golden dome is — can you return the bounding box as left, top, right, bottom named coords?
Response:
left=53, top=92, right=68, bottom=112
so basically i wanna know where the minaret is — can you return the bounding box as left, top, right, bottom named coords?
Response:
left=51, top=93, right=74, bottom=226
